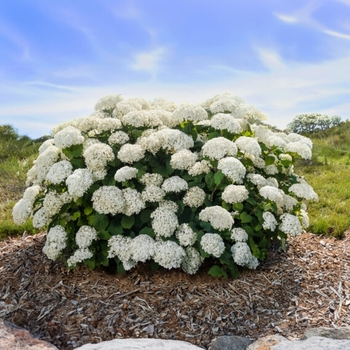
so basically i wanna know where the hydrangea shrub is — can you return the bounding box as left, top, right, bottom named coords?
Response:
left=12, top=93, right=318, bottom=277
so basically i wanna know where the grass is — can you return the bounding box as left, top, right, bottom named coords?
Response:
left=294, top=120, right=350, bottom=238
left=0, top=122, right=349, bottom=241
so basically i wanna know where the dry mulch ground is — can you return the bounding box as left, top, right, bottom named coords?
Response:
left=1, top=231, right=350, bottom=349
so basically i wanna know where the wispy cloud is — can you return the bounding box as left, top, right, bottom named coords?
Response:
left=129, top=47, right=166, bottom=75
left=255, top=48, right=286, bottom=71
left=274, top=13, right=299, bottom=24
left=323, top=29, right=350, bottom=40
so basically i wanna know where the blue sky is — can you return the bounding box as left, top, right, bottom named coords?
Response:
left=1, top=0, right=350, bottom=138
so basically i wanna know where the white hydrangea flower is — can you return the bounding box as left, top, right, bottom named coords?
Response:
left=183, top=186, right=206, bottom=207
left=121, top=110, right=150, bottom=127
left=83, top=138, right=102, bottom=152
left=107, top=235, right=132, bottom=261
left=289, top=182, right=318, bottom=201
left=267, top=135, right=287, bottom=148
left=137, top=133, right=162, bottom=154
left=75, top=226, right=98, bottom=249
left=282, top=193, right=298, bottom=211
left=92, top=186, right=125, bottom=215
left=152, top=241, right=185, bottom=269
left=43, top=191, right=63, bottom=217
left=130, top=235, right=155, bottom=262
left=235, top=103, right=266, bottom=122
left=222, top=185, right=249, bottom=204
left=199, top=206, right=234, bottom=231
left=141, top=185, right=166, bottom=202
left=22, top=185, right=41, bottom=204
left=231, top=228, right=249, bottom=242
left=150, top=207, right=179, bottom=237
left=170, top=149, right=197, bottom=170
left=279, top=213, right=303, bottom=236
left=162, top=176, right=188, bottom=193
left=200, top=233, right=225, bottom=258
left=287, top=133, right=313, bottom=149
left=156, top=128, right=194, bottom=153
left=246, top=173, right=268, bottom=188
left=181, top=247, right=203, bottom=274
left=231, top=242, right=258, bottom=268
left=217, top=157, right=246, bottom=184
left=38, top=139, right=55, bottom=154
left=117, top=143, right=145, bottom=163
left=158, top=200, right=178, bottom=212
left=122, top=188, right=145, bottom=216
left=279, top=153, right=293, bottom=162
left=12, top=199, right=32, bottom=225
left=235, top=136, right=261, bottom=158
left=208, top=95, right=241, bottom=114
left=32, top=207, right=49, bottom=228
left=264, top=164, right=279, bottom=175
left=66, top=169, right=94, bottom=198
left=108, top=131, right=130, bottom=146
left=266, top=177, right=279, bottom=188
left=210, top=113, right=242, bottom=133
left=259, top=186, right=284, bottom=206
left=42, top=225, right=67, bottom=261
left=188, top=160, right=212, bottom=176
left=285, top=141, right=312, bottom=160
left=95, top=94, right=123, bottom=111
left=54, top=126, right=84, bottom=149
left=171, top=104, right=208, bottom=124
left=262, top=212, right=277, bottom=231
left=202, top=137, right=237, bottom=160
left=122, top=259, right=137, bottom=271
left=114, top=98, right=149, bottom=117
left=140, top=173, right=163, bottom=187
left=83, top=143, right=115, bottom=172
left=97, top=118, right=122, bottom=133
left=67, top=248, right=93, bottom=267
left=114, top=166, right=138, bottom=182
left=251, top=124, right=274, bottom=144
left=176, top=224, right=197, bottom=247
left=46, top=160, right=73, bottom=184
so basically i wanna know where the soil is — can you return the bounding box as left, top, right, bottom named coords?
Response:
left=1, top=231, right=350, bottom=349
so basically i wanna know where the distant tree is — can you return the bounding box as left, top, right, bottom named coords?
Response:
left=287, top=113, right=342, bottom=134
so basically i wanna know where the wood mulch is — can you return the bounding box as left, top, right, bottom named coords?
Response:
left=0, top=231, right=350, bottom=349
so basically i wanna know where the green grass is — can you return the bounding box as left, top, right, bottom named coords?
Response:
left=295, top=121, right=350, bottom=238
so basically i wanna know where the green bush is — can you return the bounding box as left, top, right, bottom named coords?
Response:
left=12, top=93, right=317, bottom=277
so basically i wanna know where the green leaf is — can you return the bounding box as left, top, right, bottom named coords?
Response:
left=208, top=131, right=220, bottom=140
left=254, top=223, right=263, bottom=232
left=98, top=230, right=112, bottom=240
left=233, top=202, right=244, bottom=211
left=249, top=237, right=261, bottom=258
left=84, top=207, right=93, bottom=216
left=222, top=201, right=231, bottom=211
left=214, top=170, right=225, bottom=185
left=205, top=172, right=215, bottom=189
left=72, top=211, right=81, bottom=221
left=88, top=213, right=109, bottom=231
left=121, top=215, right=134, bottom=229
left=86, top=257, right=96, bottom=270
left=208, top=265, right=228, bottom=278
left=140, top=209, right=151, bottom=224
left=240, top=212, right=252, bottom=223
left=139, top=226, right=155, bottom=237
left=265, top=155, right=276, bottom=166
left=108, top=218, right=123, bottom=235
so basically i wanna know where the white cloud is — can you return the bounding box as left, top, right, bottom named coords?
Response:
left=130, top=47, right=166, bottom=74
left=323, top=29, right=350, bottom=40
left=274, top=13, right=299, bottom=24
left=255, top=48, right=286, bottom=70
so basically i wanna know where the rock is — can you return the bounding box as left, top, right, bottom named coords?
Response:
left=209, top=335, right=254, bottom=350
left=272, top=336, right=350, bottom=350
left=247, top=334, right=288, bottom=350
left=75, top=338, right=203, bottom=350
left=301, top=327, right=350, bottom=340
left=0, top=318, right=58, bottom=350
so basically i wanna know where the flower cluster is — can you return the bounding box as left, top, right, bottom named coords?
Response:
left=13, top=92, right=317, bottom=278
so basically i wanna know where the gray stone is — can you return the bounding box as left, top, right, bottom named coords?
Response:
left=301, top=327, right=350, bottom=340
left=75, top=338, right=203, bottom=350
left=209, top=335, right=255, bottom=350
left=272, top=336, right=350, bottom=350
left=0, top=318, right=58, bottom=350
left=247, top=334, right=287, bottom=350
